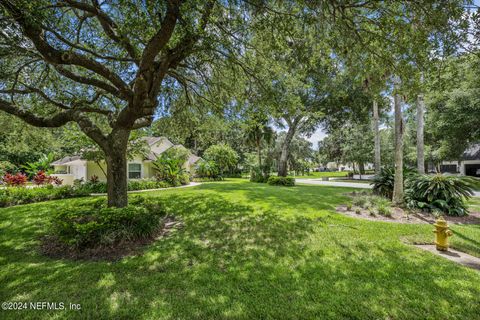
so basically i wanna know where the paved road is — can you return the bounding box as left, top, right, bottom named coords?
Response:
left=296, top=179, right=480, bottom=197
left=296, top=179, right=372, bottom=189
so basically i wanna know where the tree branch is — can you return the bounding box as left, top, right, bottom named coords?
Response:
left=63, top=0, right=139, bottom=62
left=139, top=0, right=181, bottom=72
left=2, top=1, right=132, bottom=99
left=0, top=98, right=76, bottom=127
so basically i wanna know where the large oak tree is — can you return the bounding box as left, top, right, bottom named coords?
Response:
left=0, top=0, right=257, bottom=207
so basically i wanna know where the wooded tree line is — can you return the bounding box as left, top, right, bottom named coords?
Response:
left=1, top=1, right=478, bottom=207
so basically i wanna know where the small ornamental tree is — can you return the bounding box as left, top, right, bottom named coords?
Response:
left=203, top=144, right=238, bottom=176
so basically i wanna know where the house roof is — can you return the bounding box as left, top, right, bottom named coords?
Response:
left=188, top=154, right=201, bottom=165
left=146, top=151, right=159, bottom=161
left=461, top=143, right=480, bottom=161
left=51, top=156, right=83, bottom=166
left=52, top=137, right=201, bottom=164
left=139, top=136, right=166, bottom=146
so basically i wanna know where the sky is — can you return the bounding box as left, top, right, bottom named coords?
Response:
left=305, top=127, right=327, bottom=149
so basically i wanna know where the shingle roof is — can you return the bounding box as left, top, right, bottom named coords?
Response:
left=139, top=136, right=165, bottom=146
left=51, top=156, right=82, bottom=165
left=52, top=137, right=201, bottom=164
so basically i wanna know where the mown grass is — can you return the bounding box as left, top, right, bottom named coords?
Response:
left=0, top=179, right=479, bottom=319
left=468, top=197, right=480, bottom=212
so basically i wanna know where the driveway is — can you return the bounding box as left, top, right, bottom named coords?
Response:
left=296, top=179, right=480, bottom=197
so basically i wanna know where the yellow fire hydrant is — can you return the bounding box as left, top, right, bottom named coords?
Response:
left=433, top=217, right=453, bottom=251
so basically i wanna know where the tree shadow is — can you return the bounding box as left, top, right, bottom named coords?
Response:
left=1, top=190, right=479, bottom=319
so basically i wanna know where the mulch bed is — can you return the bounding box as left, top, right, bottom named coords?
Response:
left=39, top=217, right=183, bottom=261
left=336, top=205, right=480, bottom=224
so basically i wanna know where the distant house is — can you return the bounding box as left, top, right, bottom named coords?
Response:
left=440, top=143, right=480, bottom=177
left=51, top=137, right=201, bottom=185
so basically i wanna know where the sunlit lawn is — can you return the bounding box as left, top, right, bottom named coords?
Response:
left=1, top=179, right=479, bottom=319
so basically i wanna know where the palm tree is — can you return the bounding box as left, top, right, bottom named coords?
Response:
left=245, top=117, right=274, bottom=170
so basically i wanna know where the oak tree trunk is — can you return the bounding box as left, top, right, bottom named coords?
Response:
left=278, top=127, right=295, bottom=177
left=392, top=91, right=404, bottom=205
left=104, top=129, right=130, bottom=208
left=416, top=94, right=425, bottom=174
left=372, top=99, right=381, bottom=174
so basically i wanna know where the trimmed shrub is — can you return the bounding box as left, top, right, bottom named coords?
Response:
left=267, top=176, right=295, bottom=186
left=77, top=178, right=184, bottom=194
left=50, top=196, right=166, bottom=249
left=405, top=174, right=474, bottom=216
left=0, top=185, right=89, bottom=207
left=78, top=181, right=108, bottom=193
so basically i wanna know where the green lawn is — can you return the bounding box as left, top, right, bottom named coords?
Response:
left=293, top=171, right=348, bottom=179
left=468, top=197, right=480, bottom=212
left=1, top=179, right=479, bottom=319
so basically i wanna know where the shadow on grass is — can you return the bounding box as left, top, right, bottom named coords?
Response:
left=0, top=188, right=479, bottom=319
left=195, top=181, right=353, bottom=214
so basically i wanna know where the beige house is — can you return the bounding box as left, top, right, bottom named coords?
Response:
left=51, top=137, right=201, bottom=185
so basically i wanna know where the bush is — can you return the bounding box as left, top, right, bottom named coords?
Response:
left=405, top=174, right=474, bottom=216
left=152, top=147, right=189, bottom=185
left=77, top=181, right=108, bottom=193
left=203, top=144, right=238, bottom=175
left=178, top=173, right=191, bottom=185
left=371, top=167, right=416, bottom=198
left=250, top=166, right=269, bottom=183
left=50, top=196, right=166, bottom=249
left=0, top=161, right=17, bottom=176
left=3, top=172, right=27, bottom=186
left=267, top=176, right=295, bottom=186
left=0, top=185, right=89, bottom=207
left=76, top=178, right=183, bottom=194
left=128, top=179, right=172, bottom=190
left=195, top=160, right=222, bottom=180
left=32, top=171, right=62, bottom=186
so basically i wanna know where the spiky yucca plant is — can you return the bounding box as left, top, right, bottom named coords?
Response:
left=405, top=174, right=474, bottom=216
left=371, top=167, right=416, bottom=199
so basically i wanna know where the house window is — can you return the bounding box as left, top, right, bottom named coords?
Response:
left=128, top=163, right=142, bottom=179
